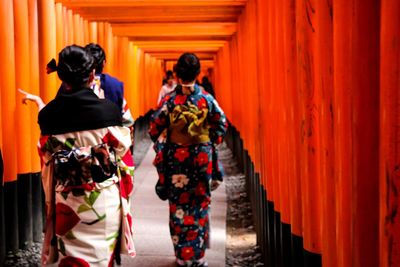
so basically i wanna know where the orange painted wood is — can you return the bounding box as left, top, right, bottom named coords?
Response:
left=56, top=0, right=247, bottom=7
left=379, top=1, right=400, bottom=267
left=333, top=1, right=354, bottom=265
left=351, top=1, right=380, bottom=266
left=88, top=22, right=97, bottom=43
left=282, top=0, right=302, bottom=237
left=112, top=23, right=237, bottom=38
left=38, top=0, right=57, bottom=104
left=55, top=3, right=64, bottom=51
left=73, top=13, right=83, bottom=45
left=296, top=0, right=322, bottom=254
left=312, top=0, right=337, bottom=266
left=14, top=0, right=33, bottom=174
left=67, top=9, right=74, bottom=45
left=103, top=23, right=114, bottom=74
left=97, top=22, right=105, bottom=48
left=0, top=0, right=18, bottom=182
left=28, top=0, right=41, bottom=173
left=83, top=19, right=89, bottom=45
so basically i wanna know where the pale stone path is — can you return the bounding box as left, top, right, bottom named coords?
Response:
left=122, top=148, right=227, bottom=267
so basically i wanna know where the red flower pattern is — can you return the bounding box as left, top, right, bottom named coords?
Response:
left=197, top=98, right=207, bottom=109
left=39, top=135, right=49, bottom=150
left=206, top=161, right=212, bottom=175
left=127, top=213, right=133, bottom=228
left=198, top=218, right=206, bottom=227
left=102, top=132, right=119, bottom=148
left=195, top=152, right=209, bottom=166
left=170, top=204, right=177, bottom=214
left=59, top=256, right=90, bottom=267
left=149, top=123, right=159, bottom=137
left=174, top=95, right=187, bottom=105
left=186, top=230, right=198, bottom=241
left=195, top=183, right=206, bottom=196
left=181, top=247, right=195, bottom=261
left=175, top=148, right=190, bottom=162
left=55, top=203, right=80, bottom=236
left=183, top=216, right=195, bottom=225
left=120, top=173, right=133, bottom=199
left=174, top=225, right=182, bottom=234
left=200, top=197, right=210, bottom=209
left=179, top=192, right=190, bottom=204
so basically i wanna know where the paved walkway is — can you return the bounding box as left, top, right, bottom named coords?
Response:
left=122, top=148, right=227, bottom=267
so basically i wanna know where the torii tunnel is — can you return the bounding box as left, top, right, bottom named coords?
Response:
left=0, top=0, right=399, bottom=267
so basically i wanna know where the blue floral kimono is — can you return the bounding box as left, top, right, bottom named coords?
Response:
left=149, top=85, right=227, bottom=263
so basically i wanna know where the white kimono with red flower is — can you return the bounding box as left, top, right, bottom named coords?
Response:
left=39, top=126, right=136, bottom=267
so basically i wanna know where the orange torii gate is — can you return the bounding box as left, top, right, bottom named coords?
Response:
left=0, top=0, right=399, bottom=267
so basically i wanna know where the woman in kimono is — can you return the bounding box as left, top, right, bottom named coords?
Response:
left=149, top=53, right=228, bottom=267
left=38, top=45, right=135, bottom=267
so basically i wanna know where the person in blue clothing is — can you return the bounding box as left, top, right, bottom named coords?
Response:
left=85, top=43, right=134, bottom=128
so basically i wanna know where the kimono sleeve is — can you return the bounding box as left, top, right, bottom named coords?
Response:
left=207, top=96, right=228, bottom=144
left=149, top=97, right=171, bottom=142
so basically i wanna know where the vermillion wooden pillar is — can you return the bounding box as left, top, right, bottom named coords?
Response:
left=14, top=0, right=32, bottom=174
left=73, top=14, right=83, bottom=45
left=67, top=9, right=74, bottom=45
left=104, top=23, right=114, bottom=74
left=55, top=3, right=64, bottom=52
left=38, top=0, right=57, bottom=104
left=125, top=42, right=136, bottom=117
left=83, top=19, right=89, bottom=45
left=0, top=0, right=17, bottom=184
left=379, top=0, right=400, bottom=266
left=28, top=0, right=43, bottom=245
left=296, top=0, right=322, bottom=264
left=88, top=22, right=98, bottom=43
left=282, top=0, right=302, bottom=240
left=28, top=0, right=41, bottom=172
left=313, top=1, right=337, bottom=267
left=55, top=2, right=64, bottom=89
left=351, top=1, right=380, bottom=266
left=333, top=1, right=353, bottom=266
left=0, top=0, right=18, bottom=253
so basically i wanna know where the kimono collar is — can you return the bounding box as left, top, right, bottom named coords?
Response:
left=38, top=87, right=122, bottom=135
left=175, top=84, right=201, bottom=96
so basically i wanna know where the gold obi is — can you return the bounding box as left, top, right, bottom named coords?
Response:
left=168, top=103, right=210, bottom=145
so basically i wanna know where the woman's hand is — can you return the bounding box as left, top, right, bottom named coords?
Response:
left=18, top=89, right=46, bottom=110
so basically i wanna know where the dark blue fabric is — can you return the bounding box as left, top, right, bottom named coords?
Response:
left=100, top=73, right=124, bottom=113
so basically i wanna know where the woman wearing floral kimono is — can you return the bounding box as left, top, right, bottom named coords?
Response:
left=38, top=45, right=135, bottom=267
left=149, top=53, right=228, bottom=267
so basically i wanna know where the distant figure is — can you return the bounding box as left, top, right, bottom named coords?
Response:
left=84, top=43, right=134, bottom=128
left=200, top=76, right=215, bottom=98
left=149, top=53, right=228, bottom=267
left=37, top=45, right=135, bottom=266
left=157, top=70, right=177, bottom=105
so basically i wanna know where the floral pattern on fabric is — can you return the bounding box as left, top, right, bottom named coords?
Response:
left=38, top=127, right=135, bottom=267
left=149, top=85, right=227, bottom=263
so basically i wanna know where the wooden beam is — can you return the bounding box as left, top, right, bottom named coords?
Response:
left=112, top=23, right=237, bottom=38
left=56, top=0, right=247, bottom=8
left=66, top=6, right=242, bottom=23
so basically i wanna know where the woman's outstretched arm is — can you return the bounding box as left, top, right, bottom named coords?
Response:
left=18, top=88, right=46, bottom=111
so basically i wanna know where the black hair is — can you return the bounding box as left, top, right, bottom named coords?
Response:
left=166, top=70, right=174, bottom=80
left=85, top=43, right=106, bottom=74
left=176, top=53, right=201, bottom=82
left=57, top=45, right=95, bottom=88
left=201, top=76, right=209, bottom=84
